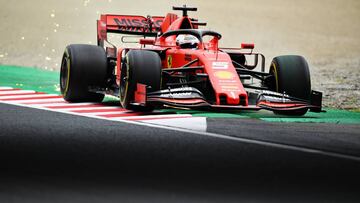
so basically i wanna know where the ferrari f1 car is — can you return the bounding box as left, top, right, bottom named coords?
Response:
left=60, top=5, right=322, bottom=115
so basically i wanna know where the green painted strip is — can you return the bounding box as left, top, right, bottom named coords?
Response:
left=1, top=65, right=359, bottom=124
left=0, top=65, right=59, bottom=94
left=260, top=109, right=360, bottom=124
left=163, top=107, right=360, bottom=124
left=0, top=65, right=116, bottom=102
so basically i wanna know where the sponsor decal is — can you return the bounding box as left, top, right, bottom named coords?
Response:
left=221, top=85, right=238, bottom=89
left=219, top=80, right=237, bottom=83
left=261, top=95, right=291, bottom=103
left=261, top=90, right=290, bottom=97
left=214, top=71, right=235, bottom=79
left=157, top=87, right=195, bottom=93
left=212, top=61, right=229, bottom=69
left=113, top=18, right=163, bottom=32
left=154, top=87, right=202, bottom=99
left=167, top=55, right=172, bottom=68
left=159, top=92, right=193, bottom=97
left=171, top=87, right=194, bottom=91
left=221, top=85, right=239, bottom=91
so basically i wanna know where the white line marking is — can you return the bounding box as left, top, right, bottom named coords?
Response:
left=0, top=87, right=14, bottom=90
left=140, top=116, right=207, bottom=132
left=0, top=90, right=36, bottom=95
left=0, top=94, right=59, bottom=99
left=76, top=111, right=128, bottom=115
left=8, top=98, right=66, bottom=103
left=1, top=100, right=360, bottom=162
left=110, top=114, right=192, bottom=120
left=34, top=102, right=97, bottom=107
left=51, top=106, right=122, bottom=111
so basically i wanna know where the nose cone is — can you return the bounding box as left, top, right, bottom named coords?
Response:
left=226, top=92, right=240, bottom=105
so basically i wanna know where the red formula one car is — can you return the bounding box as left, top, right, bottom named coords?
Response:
left=60, top=5, right=322, bottom=115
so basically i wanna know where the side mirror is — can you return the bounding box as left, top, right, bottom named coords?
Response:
left=139, top=39, right=155, bottom=45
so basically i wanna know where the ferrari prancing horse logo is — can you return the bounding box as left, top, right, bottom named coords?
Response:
left=167, top=55, right=172, bottom=68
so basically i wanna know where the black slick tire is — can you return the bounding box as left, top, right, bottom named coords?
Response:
left=60, top=44, right=107, bottom=102
left=119, top=50, right=161, bottom=111
left=269, top=55, right=311, bottom=116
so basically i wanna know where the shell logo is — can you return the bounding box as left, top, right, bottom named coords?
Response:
left=214, top=71, right=235, bottom=79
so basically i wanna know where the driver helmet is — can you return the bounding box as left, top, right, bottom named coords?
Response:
left=176, top=34, right=199, bottom=49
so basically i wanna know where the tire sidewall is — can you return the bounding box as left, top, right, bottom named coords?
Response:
left=270, top=55, right=311, bottom=101
left=269, top=55, right=311, bottom=116
left=60, top=44, right=107, bottom=102
left=119, top=50, right=161, bottom=110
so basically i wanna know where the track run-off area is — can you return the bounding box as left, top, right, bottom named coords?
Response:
left=1, top=65, right=360, bottom=158
left=1, top=65, right=360, bottom=202
left=1, top=65, right=359, bottom=124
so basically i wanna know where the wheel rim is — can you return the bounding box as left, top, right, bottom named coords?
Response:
left=60, top=55, right=70, bottom=94
left=268, top=63, right=279, bottom=93
left=119, top=59, right=129, bottom=103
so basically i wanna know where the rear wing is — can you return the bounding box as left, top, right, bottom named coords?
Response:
left=97, top=14, right=164, bottom=46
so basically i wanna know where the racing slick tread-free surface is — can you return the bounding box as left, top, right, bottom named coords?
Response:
left=60, top=44, right=107, bottom=102
left=270, top=55, right=311, bottom=115
left=120, top=50, right=161, bottom=110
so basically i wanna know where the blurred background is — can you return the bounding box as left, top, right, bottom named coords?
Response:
left=0, top=0, right=359, bottom=108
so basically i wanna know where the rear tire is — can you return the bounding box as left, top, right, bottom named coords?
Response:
left=60, top=44, right=107, bottom=102
left=269, top=55, right=311, bottom=116
left=120, top=50, right=162, bottom=111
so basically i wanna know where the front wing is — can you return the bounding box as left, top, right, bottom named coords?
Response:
left=132, top=85, right=323, bottom=112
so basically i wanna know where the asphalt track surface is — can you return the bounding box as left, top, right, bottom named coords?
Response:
left=1, top=103, right=360, bottom=202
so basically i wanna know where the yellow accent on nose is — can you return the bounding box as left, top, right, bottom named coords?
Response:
left=214, top=71, right=234, bottom=79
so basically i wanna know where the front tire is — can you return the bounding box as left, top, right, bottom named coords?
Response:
left=120, top=50, right=162, bottom=111
left=60, top=44, right=107, bottom=102
left=269, top=55, right=311, bottom=116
